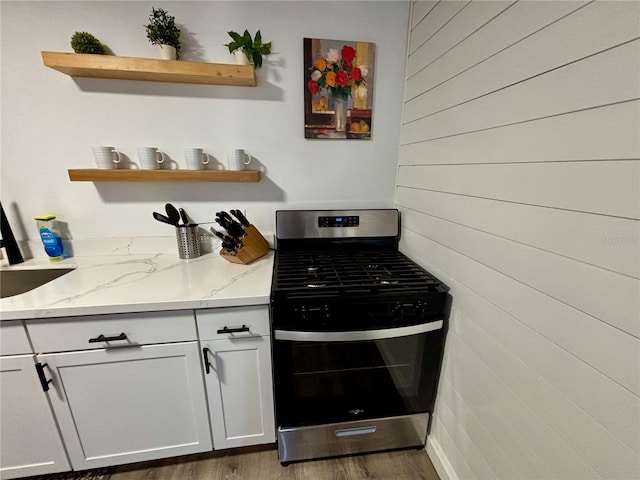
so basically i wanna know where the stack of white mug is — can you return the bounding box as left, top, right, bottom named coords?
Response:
left=91, top=146, right=252, bottom=171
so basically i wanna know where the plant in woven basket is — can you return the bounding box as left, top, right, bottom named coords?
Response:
left=70, top=32, right=105, bottom=54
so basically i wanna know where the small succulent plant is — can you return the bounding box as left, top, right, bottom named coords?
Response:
left=71, top=32, right=105, bottom=55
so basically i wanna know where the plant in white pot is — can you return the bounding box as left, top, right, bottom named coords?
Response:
left=225, top=30, right=272, bottom=68
left=144, top=7, right=181, bottom=60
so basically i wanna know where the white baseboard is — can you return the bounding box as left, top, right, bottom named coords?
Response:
left=426, top=434, right=458, bottom=480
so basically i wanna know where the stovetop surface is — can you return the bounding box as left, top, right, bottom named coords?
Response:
left=272, top=209, right=449, bottom=309
left=271, top=248, right=448, bottom=302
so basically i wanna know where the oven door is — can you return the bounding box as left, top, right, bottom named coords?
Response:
left=272, top=321, right=444, bottom=429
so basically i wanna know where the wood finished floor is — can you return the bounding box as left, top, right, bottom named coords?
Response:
left=108, top=445, right=441, bottom=480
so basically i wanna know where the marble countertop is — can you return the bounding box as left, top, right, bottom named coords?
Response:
left=0, top=248, right=274, bottom=321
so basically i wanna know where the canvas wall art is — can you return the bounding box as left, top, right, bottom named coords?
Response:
left=304, top=38, right=376, bottom=140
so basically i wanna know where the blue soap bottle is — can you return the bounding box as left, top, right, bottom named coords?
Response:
left=35, top=215, right=64, bottom=261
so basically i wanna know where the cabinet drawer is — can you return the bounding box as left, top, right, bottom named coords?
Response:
left=1, top=321, right=32, bottom=355
left=27, top=310, right=196, bottom=353
left=196, top=306, right=270, bottom=340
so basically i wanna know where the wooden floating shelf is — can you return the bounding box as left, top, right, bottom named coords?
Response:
left=68, top=169, right=261, bottom=183
left=42, top=51, right=256, bottom=86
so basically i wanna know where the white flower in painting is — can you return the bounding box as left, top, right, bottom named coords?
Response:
left=326, top=48, right=339, bottom=63
left=358, top=65, right=369, bottom=78
left=355, top=85, right=368, bottom=100
left=311, top=69, right=322, bottom=81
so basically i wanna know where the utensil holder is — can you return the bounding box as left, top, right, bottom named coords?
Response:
left=175, top=225, right=201, bottom=259
left=219, top=224, right=269, bottom=265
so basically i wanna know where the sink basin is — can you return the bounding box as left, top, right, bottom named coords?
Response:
left=0, top=268, right=75, bottom=298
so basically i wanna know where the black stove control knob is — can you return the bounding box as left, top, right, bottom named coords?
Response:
left=322, top=305, right=332, bottom=322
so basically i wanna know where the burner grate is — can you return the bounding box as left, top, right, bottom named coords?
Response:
left=272, top=250, right=443, bottom=299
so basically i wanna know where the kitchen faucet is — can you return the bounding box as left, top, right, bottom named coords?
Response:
left=0, top=202, right=24, bottom=264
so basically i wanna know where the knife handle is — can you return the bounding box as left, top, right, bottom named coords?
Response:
left=236, top=210, right=251, bottom=227
left=230, top=209, right=250, bottom=227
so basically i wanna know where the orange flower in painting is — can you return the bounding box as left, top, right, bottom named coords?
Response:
left=314, top=57, right=327, bottom=71
left=325, top=71, right=337, bottom=87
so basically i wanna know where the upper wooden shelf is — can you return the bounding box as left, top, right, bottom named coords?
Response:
left=42, top=51, right=256, bottom=86
left=68, top=169, right=261, bottom=183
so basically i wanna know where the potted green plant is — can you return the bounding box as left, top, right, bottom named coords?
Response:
left=224, top=30, right=272, bottom=69
left=144, top=7, right=181, bottom=60
left=70, top=32, right=105, bottom=55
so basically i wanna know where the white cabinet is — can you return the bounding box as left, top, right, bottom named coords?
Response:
left=0, top=354, right=70, bottom=479
left=197, top=306, right=276, bottom=449
left=0, top=321, right=33, bottom=356
left=6, top=305, right=276, bottom=473
left=38, top=342, right=212, bottom=470
left=27, top=311, right=212, bottom=470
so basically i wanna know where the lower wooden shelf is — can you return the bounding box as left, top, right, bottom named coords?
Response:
left=68, top=169, right=261, bottom=183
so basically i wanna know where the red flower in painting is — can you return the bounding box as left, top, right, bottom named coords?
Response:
left=350, top=67, right=362, bottom=82
left=341, top=45, right=356, bottom=65
left=307, top=79, right=318, bottom=94
left=335, top=69, right=349, bottom=87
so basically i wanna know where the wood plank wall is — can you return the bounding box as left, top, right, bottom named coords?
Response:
left=397, top=1, right=640, bottom=478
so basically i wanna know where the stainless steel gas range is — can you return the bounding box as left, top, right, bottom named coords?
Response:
left=270, top=209, right=450, bottom=465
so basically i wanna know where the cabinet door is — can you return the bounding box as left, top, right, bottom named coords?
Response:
left=39, top=342, right=212, bottom=470
left=0, top=355, right=70, bottom=479
left=202, top=335, right=276, bottom=449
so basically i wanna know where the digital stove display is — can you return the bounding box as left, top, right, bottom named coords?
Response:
left=318, top=215, right=359, bottom=227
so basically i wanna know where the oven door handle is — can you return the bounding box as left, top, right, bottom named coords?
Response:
left=274, top=320, right=443, bottom=342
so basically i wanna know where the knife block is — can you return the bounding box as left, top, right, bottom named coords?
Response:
left=219, top=224, right=270, bottom=265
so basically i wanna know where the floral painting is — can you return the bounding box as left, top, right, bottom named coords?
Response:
left=304, top=38, right=375, bottom=140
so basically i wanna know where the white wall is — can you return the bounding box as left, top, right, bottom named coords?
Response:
left=0, top=1, right=409, bottom=242
left=397, top=1, right=640, bottom=479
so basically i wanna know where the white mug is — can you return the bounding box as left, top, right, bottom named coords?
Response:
left=185, top=148, right=210, bottom=170
left=137, top=147, right=165, bottom=170
left=227, top=149, right=251, bottom=171
left=92, top=146, right=121, bottom=169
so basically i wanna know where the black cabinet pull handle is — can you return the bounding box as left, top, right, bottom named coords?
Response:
left=202, top=347, right=212, bottom=375
left=88, top=333, right=127, bottom=343
left=217, top=325, right=250, bottom=335
left=35, top=363, right=53, bottom=392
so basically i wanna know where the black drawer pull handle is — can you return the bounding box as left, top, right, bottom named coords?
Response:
left=217, top=325, right=250, bottom=335
left=88, top=332, right=127, bottom=343
left=202, top=347, right=212, bottom=375
left=35, top=363, right=53, bottom=392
